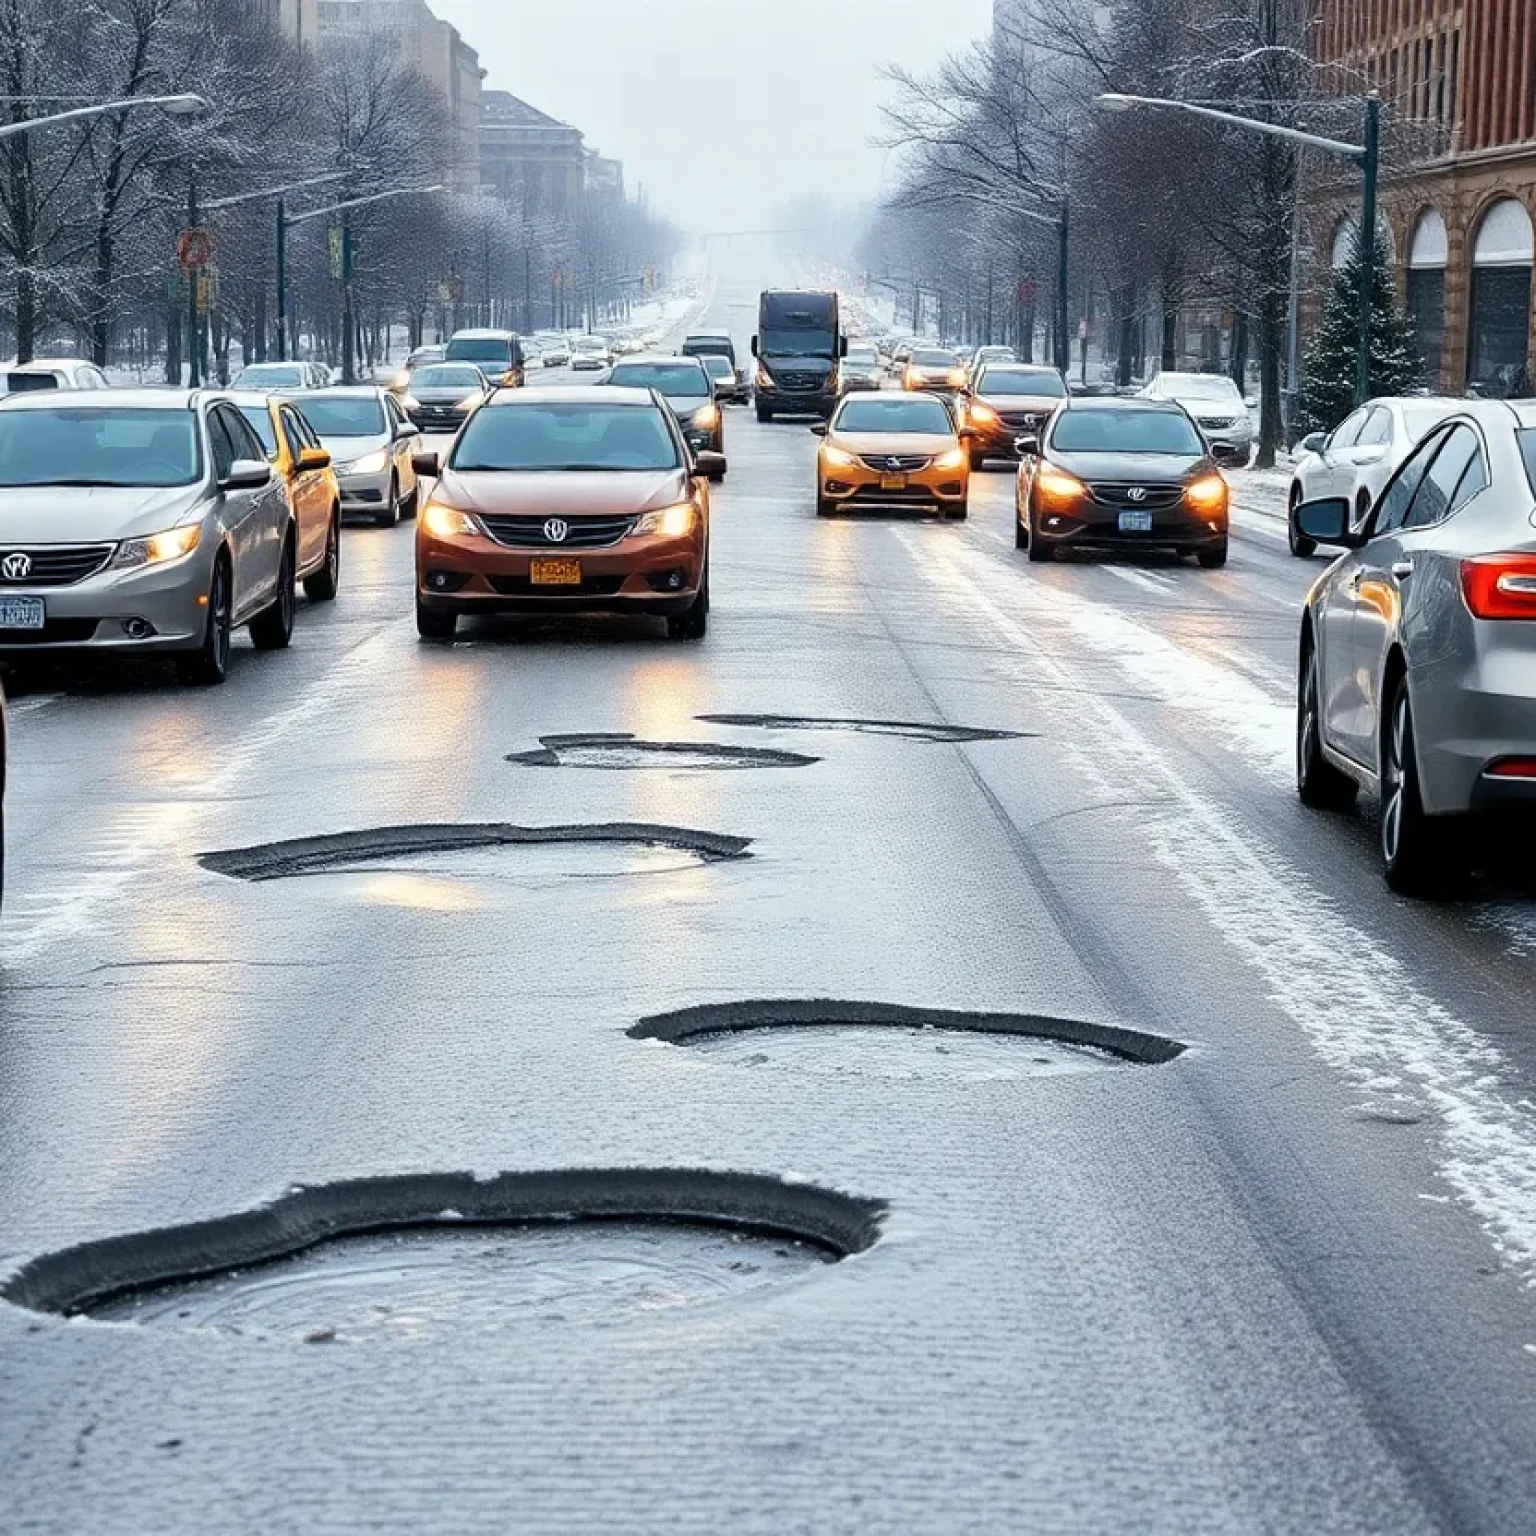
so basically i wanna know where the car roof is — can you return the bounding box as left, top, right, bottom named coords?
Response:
left=608, top=353, right=707, bottom=369
left=1154, top=371, right=1235, bottom=385
left=0, top=386, right=206, bottom=411
left=1059, top=395, right=1188, bottom=413
left=484, top=384, right=659, bottom=407
left=449, top=328, right=516, bottom=340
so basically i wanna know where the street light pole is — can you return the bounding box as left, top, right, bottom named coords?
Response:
left=0, top=93, right=206, bottom=143
left=186, top=171, right=201, bottom=388
left=1056, top=201, right=1070, bottom=375
left=341, top=206, right=356, bottom=384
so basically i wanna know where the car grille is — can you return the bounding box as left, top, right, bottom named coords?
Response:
left=773, top=372, right=824, bottom=392
left=1196, top=416, right=1237, bottom=430
left=486, top=574, right=625, bottom=597
left=998, top=411, right=1042, bottom=429
left=860, top=454, right=931, bottom=472
left=0, top=543, right=115, bottom=587
left=1086, top=483, right=1185, bottom=510
left=479, top=514, right=636, bottom=549
left=847, top=484, right=942, bottom=505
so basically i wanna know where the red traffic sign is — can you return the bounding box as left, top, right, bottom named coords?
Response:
left=177, top=227, right=213, bottom=271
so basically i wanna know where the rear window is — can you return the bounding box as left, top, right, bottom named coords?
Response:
left=4, top=372, right=61, bottom=392
left=1051, top=408, right=1204, bottom=455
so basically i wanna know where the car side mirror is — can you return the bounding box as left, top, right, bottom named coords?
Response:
left=839, top=336, right=849, bottom=358
left=809, top=424, right=827, bottom=437
left=694, top=449, right=727, bottom=482
left=394, top=420, right=417, bottom=440
left=221, top=458, right=272, bottom=491
left=750, top=335, right=759, bottom=358
left=298, top=446, right=331, bottom=471
left=412, top=451, right=440, bottom=477
left=1014, top=434, right=1040, bottom=458
left=1299, top=432, right=1327, bottom=454
left=1295, top=496, right=1364, bottom=547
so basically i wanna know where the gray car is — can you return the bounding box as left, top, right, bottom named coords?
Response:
left=403, top=363, right=492, bottom=433
left=0, top=389, right=298, bottom=683
left=288, top=386, right=421, bottom=527
left=1294, top=398, right=1536, bottom=894
left=603, top=355, right=725, bottom=471
left=1141, top=371, right=1254, bottom=466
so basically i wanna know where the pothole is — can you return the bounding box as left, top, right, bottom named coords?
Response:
left=3, top=1170, right=885, bottom=1336
left=199, top=823, right=753, bottom=882
left=696, top=713, right=1033, bottom=744
left=507, top=733, right=819, bottom=770
left=630, top=1000, right=1186, bottom=1076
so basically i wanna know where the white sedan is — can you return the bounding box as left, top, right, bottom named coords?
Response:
left=1286, top=396, right=1462, bottom=556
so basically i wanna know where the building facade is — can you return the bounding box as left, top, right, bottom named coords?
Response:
left=480, top=91, right=586, bottom=215
left=1312, top=0, right=1536, bottom=394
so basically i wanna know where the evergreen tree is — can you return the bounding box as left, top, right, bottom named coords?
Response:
left=1297, top=226, right=1425, bottom=434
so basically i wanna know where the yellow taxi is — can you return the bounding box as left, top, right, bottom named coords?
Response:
left=812, top=392, right=974, bottom=519
left=231, top=391, right=342, bottom=600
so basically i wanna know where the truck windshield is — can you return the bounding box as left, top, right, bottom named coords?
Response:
left=760, top=330, right=834, bottom=358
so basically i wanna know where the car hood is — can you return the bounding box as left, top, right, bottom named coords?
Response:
left=0, top=483, right=207, bottom=542
left=1171, top=398, right=1246, bottom=418
left=977, top=393, right=1061, bottom=414
left=832, top=432, right=957, bottom=457
left=437, top=467, right=691, bottom=517
left=319, top=433, right=390, bottom=461
left=1049, top=450, right=1210, bottom=482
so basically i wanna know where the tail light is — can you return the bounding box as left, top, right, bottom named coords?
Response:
left=1485, top=757, right=1536, bottom=778
left=1459, top=553, right=1536, bottom=619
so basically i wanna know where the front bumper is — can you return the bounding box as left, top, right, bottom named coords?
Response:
left=570, top=357, right=608, bottom=371
left=968, top=416, right=1046, bottom=458
left=1027, top=498, right=1227, bottom=551
left=335, top=464, right=393, bottom=514
left=821, top=457, right=968, bottom=509
left=1193, top=421, right=1254, bottom=463
left=409, top=405, right=472, bottom=432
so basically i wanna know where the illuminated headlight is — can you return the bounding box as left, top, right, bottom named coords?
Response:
left=339, top=450, right=388, bottom=475
left=1184, top=472, right=1228, bottom=511
left=1037, top=466, right=1087, bottom=502
left=421, top=501, right=478, bottom=538
left=635, top=502, right=697, bottom=537
left=755, top=367, right=775, bottom=390
left=109, top=523, right=202, bottom=571
left=691, top=403, right=720, bottom=430
left=969, top=404, right=1000, bottom=425
left=822, top=445, right=859, bottom=468
left=947, top=370, right=967, bottom=387
left=933, top=447, right=966, bottom=471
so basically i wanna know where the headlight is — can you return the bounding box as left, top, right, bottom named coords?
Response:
left=421, top=501, right=478, bottom=538
left=969, top=403, right=1000, bottom=425
left=342, top=450, right=389, bottom=476
left=822, top=445, right=859, bottom=468
left=947, top=370, right=967, bottom=388
left=1037, top=466, right=1087, bottom=502
left=755, top=367, right=775, bottom=390
left=904, top=370, right=919, bottom=388
left=691, top=403, right=720, bottom=430
left=635, top=502, right=697, bottom=537
left=1185, top=473, right=1228, bottom=511
left=109, top=523, right=202, bottom=571
left=933, top=447, right=966, bottom=470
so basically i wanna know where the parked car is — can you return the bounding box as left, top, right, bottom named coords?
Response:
left=411, top=385, right=717, bottom=641
left=1, top=358, right=111, bottom=395
left=1286, top=396, right=1465, bottom=556
left=1292, top=400, right=1536, bottom=895
left=812, top=391, right=973, bottom=520
left=289, top=386, right=422, bottom=527
left=837, top=344, right=883, bottom=394
left=603, top=355, right=725, bottom=466
left=402, top=363, right=493, bottom=433
left=700, top=351, right=748, bottom=404
left=1015, top=396, right=1228, bottom=565
left=959, top=363, right=1068, bottom=469
left=1140, top=371, right=1254, bottom=466
left=231, top=360, right=330, bottom=392
left=443, top=329, right=526, bottom=389
left=0, top=389, right=300, bottom=683
left=230, top=391, right=342, bottom=602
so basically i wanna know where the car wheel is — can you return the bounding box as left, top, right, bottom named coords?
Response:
left=378, top=475, right=400, bottom=528
left=1296, top=640, right=1358, bottom=810
left=177, top=552, right=232, bottom=686
left=755, top=404, right=772, bottom=423
left=303, top=509, right=341, bottom=602
left=969, top=450, right=987, bottom=472
left=250, top=533, right=296, bottom=651
left=816, top=493, right=835, bottom=517
left=1380, top=675, right=1469, bottom=897
left=946, top=500, right=968, bottom=522
left=1288, top=486, right=1316, bottom=558
left=416, top=596, right=457, bottom=641
left=1026, top=510, right=1052, bottom=562
left=667, top=566, right=709, bottom=640
left=1197, top=539, right=1229, bottom=569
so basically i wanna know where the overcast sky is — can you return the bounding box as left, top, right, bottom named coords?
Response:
left=431, top=0, right=993, bottom=229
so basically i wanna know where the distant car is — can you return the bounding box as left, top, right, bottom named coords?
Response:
left=972, top=345, right=1017, bottom=370
left=403, top=363, right=493, bottom=433
left=231, top=360, right=331, bottom=392
left=903, top=348, right=966, bottom=395
left=539, top=341, right=572, bottom=368
left=604, top=355, right=725, bottom=468
left=1292, top=400, right=1536, bottom=895
left=1015, top=396, right=1228, bottom=565
left=960, top=363, right=1068, bottom=468
left=1, top=358, right=111, bottom=395
left=0, top=389, right=300, bottom=683
left=838, top=344, right=883, bottom=394
left=443, top=329, right=526, bottom=389
left=229, top=391, right=343, bottom=603
left=411, top=385, right=717, bottom=642
left=681, top=333, right=737, bottom=369
left=1140, top=372, right=1253, bottom=466
left=813, top=391, right=972, bottom=519
left=1286, top=397, right=1465, bottom=557
left=700, top=351, right=747, bottom=404
left=290, top=386, right=422, bottom=527
left=406, top=345, right=446, bottom=370
left=570, top=335, right=612, bottom=371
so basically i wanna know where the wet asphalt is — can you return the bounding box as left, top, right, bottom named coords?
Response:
left=3, top=281, right=1536, bottom=1532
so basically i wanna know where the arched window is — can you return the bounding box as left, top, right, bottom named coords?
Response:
left=1469, top=198, right=1533, bottom=393
left=1407, top=210, right=1448, bottom=379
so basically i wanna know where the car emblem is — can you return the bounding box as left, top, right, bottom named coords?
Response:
left=885, top=457, right=904, bottom=470
left=543, top=518, right=569, bottom=544
left=1, top=552, right=32, bottom=581
left=1126, top=487, right=1147, bottom=503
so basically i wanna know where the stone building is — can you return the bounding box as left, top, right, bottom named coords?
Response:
left=480, top=91, right=587, bottom=215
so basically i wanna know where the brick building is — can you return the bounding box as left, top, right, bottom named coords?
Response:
left=1311, top=0, right=1536, bottom=394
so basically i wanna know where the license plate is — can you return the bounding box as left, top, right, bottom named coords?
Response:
left=530, top=557, right=581, bottom=586
left=1118, top=510, right=1154, bottom=533
left=880, top=473, right=908, bottom=491
left=0, top=595, right=44, bottom=629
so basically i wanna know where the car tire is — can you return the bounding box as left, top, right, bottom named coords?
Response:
left=1026, top=512, right=1052, bottom=562
left=1296, top=640, right=1357, bottom=810
left=177, top=551, right=232, bottom=686
left=969, top=450, right=987, bottom=472
left=816, top=493, right=835, bottom=517
left=1288, top=486, right=1316, bottom=558
left=250, top=533, right=296, bottom=651
left=946, top=501, right=968, bottom=521
left=1197, top=539, right=1229, bottom=569
left=377, top=475, right=400, bottom=528
left=755, top=404, right=772, bottom=423
left=416, top=596, right=457, bottom=641
left=1381, top=674, right=1469, bottom=897
left=1014, top=514, right=1028, bottom=550
left=667, top=567, right=709, bottom=640
left=303, top=509, right=341, bottom=602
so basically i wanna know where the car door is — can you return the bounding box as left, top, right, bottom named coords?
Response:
left=384, top=394, right=419, bottom=501
left=206, top=409, right=262, bottom=617
left=1343, top=406, right=1393, bottom=518
left=279, top=405, right=326, bottom=572
left=1312, top=407, right=1369, bottom=501
left=216, top=405, right=285, bottom=618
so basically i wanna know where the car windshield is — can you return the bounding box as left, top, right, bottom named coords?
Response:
left=445, top=338, right=512, bottom=364
left=759, top=328, right=834, bottom=359
left=574, top=337, right=608, bottom=351
left=452, top=403, right=679, bottom=472
left=295, top=396, right=386, bottom=437
left=607, top=363, right=709, bottom=397
left=1052, top=407, right=1204, bottom=455
left=413, top=366, right=484, bottom=390
left=911, top=350, right=958, bottom=367
left=1158, top=374, right=1240, bottom=401
left=845, top=348, right=878, bottom=365
left=236, top=406, right=278, bottom=455
left=0, top=406, right=199, bottom=486
left=686, top=339, right=731, bottom=354
left=234, top=365, right=307, bottom=388
left=980, top=369, right=1066, bottom=397
left=836, top=397, right=953, bottom=434
left=702, top=356, right=734, bottom=377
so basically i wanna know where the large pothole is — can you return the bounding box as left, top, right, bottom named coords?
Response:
left=630, top=1000, right=1186, bottom=1078
left=3, top=1170, right=884, bottom=1338
left=507, top=733, right=819, bottom=770
left=696, top=713, right=1033, bottom=744
left=199, top=823, right=753, bottom=882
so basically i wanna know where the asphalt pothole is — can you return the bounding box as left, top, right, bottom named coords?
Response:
left=507, top=733, right=820, bottom=770
left=3, top=1170, right=885, bottom=1339
left=696, top=713, right=1033, bottom=744
left=199, top=823, right=753, bottom=883
left=630, top=1000, right=1186, bottom=1078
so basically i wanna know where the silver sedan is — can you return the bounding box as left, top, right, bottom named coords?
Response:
left=1294, top=399, right=1536, bottom=894
left=288, top=386, right=421, bottom=527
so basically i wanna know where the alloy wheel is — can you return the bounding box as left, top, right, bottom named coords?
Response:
left=1381, top=690, right=1408, bottom=866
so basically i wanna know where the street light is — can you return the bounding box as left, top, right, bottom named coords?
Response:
left=0, top=92, right=205, bottom=142
left=1097, top=91, right=1382, bottom=407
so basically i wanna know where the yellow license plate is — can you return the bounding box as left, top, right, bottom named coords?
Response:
left=530, top=557, right=582, bottom=585
left=880, top=473, right=908, bottom=491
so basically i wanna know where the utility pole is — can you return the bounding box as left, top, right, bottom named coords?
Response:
left=187, top=172, right=201, bottom=387
left=275, top=197, right=287, bottom=361
left=340, top=206, right=356, bottom=384
left=1355, top=95, right=1381, bottom=406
